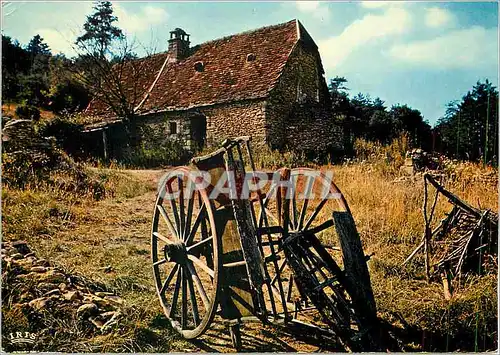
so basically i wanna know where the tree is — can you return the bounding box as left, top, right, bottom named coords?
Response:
left=390, top=104, right=431, bottom=150
left=435, top=80, right=498, bottom=165
left=26, top=34, right=51, bottom=57
left=75, top=1, right=124, bottom=58
left=2, top=35, right=30, bottom=99
left=72, top=2, right=156, bottom=148
left=16, top=35, right=52, bottom=105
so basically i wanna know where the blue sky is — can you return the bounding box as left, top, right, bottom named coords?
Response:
left=2, top=1, right=498, bottom=125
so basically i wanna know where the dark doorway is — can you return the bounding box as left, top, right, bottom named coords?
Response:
left=191, top=114, right=207, bottom=150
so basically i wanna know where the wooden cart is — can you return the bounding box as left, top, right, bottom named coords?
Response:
left=151, top=136, right=379, bottom=350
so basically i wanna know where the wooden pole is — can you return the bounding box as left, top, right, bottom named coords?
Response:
left=102, top=129, right=108, bottom=161
left=484, top=90, right=490, bottom=166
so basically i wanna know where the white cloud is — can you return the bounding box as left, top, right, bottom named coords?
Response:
left=425, top=7, right=455, bottom=28
left=388, top=26, right=497, bottom=69
left=36, top=28, right=78, bottom=56
left=318, top=6, right=412, bottom=67
left=360, top=1, right=405, bottom=9
left=296, top=1, right=319, bottom=12
left=295, top=1, right=330, bottom=20
left=114, top=4, right=168, bottom=34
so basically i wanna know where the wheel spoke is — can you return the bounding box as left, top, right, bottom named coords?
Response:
left=187, top=262, right=210, bottom=311
left=154, top=258, right=168, bottom=266
left=186, top=266, right=200, bottom=326
left=187, top=254, right=214, bottom=278
left=298, top=175, right=315, bottom=230
left=287, top=274, right=294, bottom=302
left=181, top=267, right=188, bottom=329
left=166, top=181, right=181, bottom=237
left=260, top=207, right=280, bottom=227
left=169, top=268, right=181, bottom=318
left=160, top=264, right=179, bottom=295
left=303, top=199, right=327, bottom=231
left=291, top=174, right=298, bottom=230
left=184, top=191, right=195, bottom=241
left=187, top=235, right=213, bottom=252
left=157, top=205, right=178, bottom=238
left=185, top=204, right=206, bottom=246
left=178, top=177, right=186, bottom=238
left=306, top=219, right=335, bottom=235
left=271, top=258, right=287, bottom=285
left=153, top=231, right=175, bottom=245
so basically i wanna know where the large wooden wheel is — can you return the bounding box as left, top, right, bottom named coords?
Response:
left=151, top=167, right=221, bottom=339
left=257, top=168, right=377, bottom=349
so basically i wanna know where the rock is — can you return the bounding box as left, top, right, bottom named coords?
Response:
left=18, top=270, right=66, bottom=284
left=104, top=295, right=124, bottom=306
left=88, top=316, right=104, bottom=329
left=21, top=256, right=36, bottom=265
left=95, top=291, right=114, bottom=297
left=31, top=266, right=48, bottom=273
left=12, top=240, right=31, bottom=254
left=99, top=265, right=113, bottom=273
left=58, top=283, right=67, bottom=291
left=40, top=270, right=66, bottom=284
left=19, top=292, right=33, bottom=302
left=76, top=303, right=98, bottom=319
left=101, top=311, right=122, bottom=333
left=33, top=259, right=49, bottom=267
left=99, top=311, right=117, bottom=320
left=29, top=297, right=48, bottom=310
left=44, top=289, right=61, bottom=297
left=89, top=296, right=111, bottom=309
left=38, top=282, right=56, bottom=291
left=63, top=290, right=81, bottom=302
left=11, top=253, right=23, bottom=260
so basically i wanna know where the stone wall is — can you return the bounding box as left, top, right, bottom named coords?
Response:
left=140, top=112, right=190, bottom=149
left=138, top=99, right=267, bottom=151
left=285, top=100, right=343, bottom=153
left=265, top=40, right=343, bottom=152
left=199, top=99, right=267, bottom=147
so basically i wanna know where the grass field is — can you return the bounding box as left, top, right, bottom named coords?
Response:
left=1, top=158, right=497, bottom=352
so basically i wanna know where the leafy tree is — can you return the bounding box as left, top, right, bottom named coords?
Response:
left=2, top=35, right=30, bottom=99
left=435, top=80, right=498, bottom=165
left=390, top=104, right=431, bottom=150
left=26, top=34, right=51, bottom=56
left=46, top=54, right=90, bottom=113
left=75, top=1, right=124, bottom=58
left=329, top=77, right=432, bottom=153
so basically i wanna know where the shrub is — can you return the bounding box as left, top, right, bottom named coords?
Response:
left=354, top=133, right=410, bottom=176
left=120, top=139, right=191, bottom=168
left=15, top=103, right=41, bottom=121
left=38, top=116, right=84, bottom=156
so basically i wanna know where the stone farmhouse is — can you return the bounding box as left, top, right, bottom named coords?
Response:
left=83, top=19, right=342, bottom=157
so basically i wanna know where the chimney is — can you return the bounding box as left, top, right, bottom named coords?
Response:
left=168, top=28, right=190, bottom=62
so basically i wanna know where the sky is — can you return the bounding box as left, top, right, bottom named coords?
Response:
left=1, top=1, right=498, bottom=126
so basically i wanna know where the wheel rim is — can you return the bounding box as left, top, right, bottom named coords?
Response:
left=151, top=167, right=220, bottom=339
left=256, top=168, right=364, bottom=343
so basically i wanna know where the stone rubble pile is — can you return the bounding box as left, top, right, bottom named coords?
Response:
left=399, top=149, right=497, bottom=186
left=1, top=240, right=124, bottom=333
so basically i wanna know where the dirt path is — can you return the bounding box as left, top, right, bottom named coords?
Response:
left=39, top=168, right=341, bottom=352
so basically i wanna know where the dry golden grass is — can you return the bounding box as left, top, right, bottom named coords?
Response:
left=327, top=161, right=497, bottom=351
left=2, top=103, right=56, bottom=121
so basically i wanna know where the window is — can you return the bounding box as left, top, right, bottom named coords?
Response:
left=194, top=61, right=204, bottom=72
left=246, top=53, right=256, bottom=62
left=170, top=121, right=178, bottom=134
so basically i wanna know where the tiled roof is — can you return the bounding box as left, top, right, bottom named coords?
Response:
left=84, top=19, right=305, bottom=126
